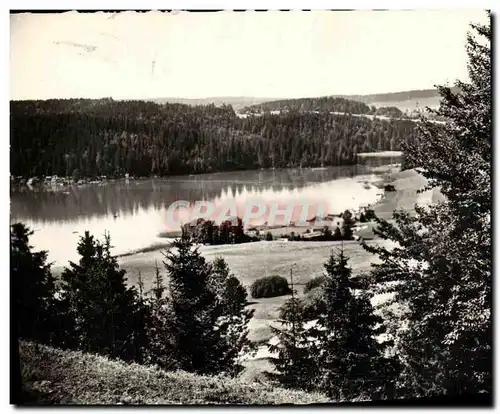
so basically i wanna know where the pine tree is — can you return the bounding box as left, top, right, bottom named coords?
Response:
left=134, top=269, right=151, bottom=361
left=269, top=265, right=322, bottom=390
left=361, top=14, right=491, bottom=396
left=10, top=222, right=57, bottom=343
left=151, top=260, right=166, bottom=301
left=313, top=248, right=396, bottom=400
left=164, top=232, right=232, bottom=373
left=59, top=231, right=143, bottom=361
left=269, top=294, right=321, bottom=391
left=142, top=261, right=178, bottom=370
left=209, top=257, right=255, bottom=375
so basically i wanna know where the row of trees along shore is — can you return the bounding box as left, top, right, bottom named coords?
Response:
left=180, top=209, right=357, bottom=245
left=11, top=15, right=490, bottom=402
left=11, top=98, right=417, bottom=179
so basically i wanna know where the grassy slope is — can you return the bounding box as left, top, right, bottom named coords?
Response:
left=19, top=341, right=329, bottom=405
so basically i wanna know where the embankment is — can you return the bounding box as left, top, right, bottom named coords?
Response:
left=19, top=341, right=329, bottom=405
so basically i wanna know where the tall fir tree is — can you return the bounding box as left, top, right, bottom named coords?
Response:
left=209, top=257, right=255, bottom=375
left=59, top=231, right=143, bottom=361
left=142, top=261, right=178, bottom=370
left=164, top=234, right=254, bottom=375
left=10, top=222, right=57, bottom=343
left=269, top=294, right=321, bottom=391
left=313, top=248, right=397, bottom=400
left=361, top=14, right=491, bottom=396
left=163, top=233, right=217, bottom=373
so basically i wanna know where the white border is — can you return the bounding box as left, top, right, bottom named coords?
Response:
left=3, top=2, right=498, bottom=413
left=3, top=1, right=498, bottom=10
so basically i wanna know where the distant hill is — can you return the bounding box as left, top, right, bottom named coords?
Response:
left=335, top=89, right=442, bottom=104
left=240, top=88, right=455, bottom=115
left=141, top=96, right=280, bottom=111
left=335, top=88, right=460, bottom=112
left=11, top=98, right=418, bottom=179
left=241, top=97, right=372, bottom=115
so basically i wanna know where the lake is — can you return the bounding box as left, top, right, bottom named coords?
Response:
left=10, top=156, right=400, bottom=266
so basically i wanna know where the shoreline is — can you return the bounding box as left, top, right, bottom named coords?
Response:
left=10, top=156, right=401, bottom=192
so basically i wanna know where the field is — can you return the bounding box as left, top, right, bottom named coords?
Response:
left=119, top=238, right=391, bottom=340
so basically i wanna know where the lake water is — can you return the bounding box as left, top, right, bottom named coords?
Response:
left=10, top=157, right=399, bottom=266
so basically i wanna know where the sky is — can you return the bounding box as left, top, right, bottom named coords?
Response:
left=10, top=9, right=488, bottom=100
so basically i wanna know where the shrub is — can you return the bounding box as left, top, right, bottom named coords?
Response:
left=303, top=276, right=326, bottom=293
left=250, top=275, right=290, bottom=299
left=278, top=297, right=305, bottom=320
left=384, top=184, right=396, bottom=192
left=301, top=288, right=327, bottom=320
left=265, top=232, right=273, bottom=241
left=278, top=287, right=327, bottom=324
left=364, top=209, right=376, bottom=221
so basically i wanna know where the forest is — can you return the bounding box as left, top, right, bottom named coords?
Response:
left=240, top=96, right=373, bottom=114
left=240, top=96, right=405, bottom=118
left=10, top=98, right=416, bottom=178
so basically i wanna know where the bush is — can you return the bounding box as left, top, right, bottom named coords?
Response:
left=364, top=209, right=376, bottom=221
left=278, top=285, right=327, bottom=322
left=301, top=288, right=327, bottom=320
left=250, top=275, right=290, bottom=299
left=303, top=276, right=326, bottom=293
left=384, top=184, right=396, bottom=192
left=278, top=297, right=305, bottom=320
left=265, top=232, right=273, bottom=241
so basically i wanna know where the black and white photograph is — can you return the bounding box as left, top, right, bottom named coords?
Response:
left=9, top=8, right=492, bottom=406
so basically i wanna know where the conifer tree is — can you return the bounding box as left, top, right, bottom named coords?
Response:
left=142, top=261, right=178, bottom=370
left=209, top=257, right=255, bottom=375
left=163, top=234, right=216, bottom=373
left=59, top=231, right=142, bottom=361
left=164, top=234, right=254, bottom=374
left=133, top=269, right=151, bottom=361
left=269, top=295, right=321, bottom=391
left=361, top=14, right=491, bottom=397
left=269, top=265, right=322, bottom=391
left=10, top=222, right=57, bottom=343
left=313, top=248, right=397, bottom=400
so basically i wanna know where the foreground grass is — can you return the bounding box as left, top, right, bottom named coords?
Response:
left=19, top=341, right=330, bottom=405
